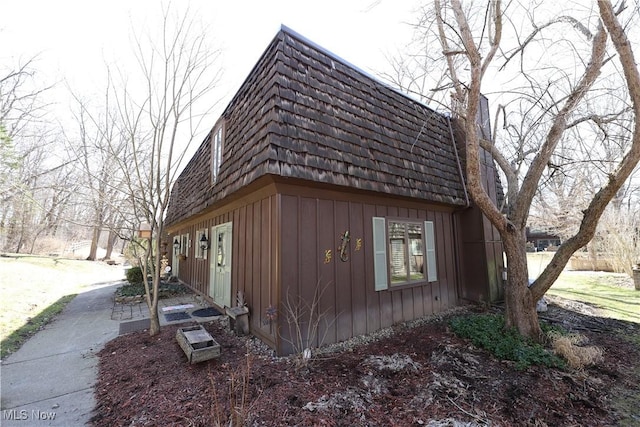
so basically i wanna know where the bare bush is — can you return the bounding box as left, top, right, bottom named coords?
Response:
left=281, top=280, right=335, bottom=365
left=594, top=210, right=640, bottom=276
left=209, top=344, right=253, bottom=427
left=549, top=332, right=604, bottom=369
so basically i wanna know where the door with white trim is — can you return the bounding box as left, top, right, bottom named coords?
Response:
left=210, top=222, right=232, bottom=307
left=172, top=234, right=188, bottom=278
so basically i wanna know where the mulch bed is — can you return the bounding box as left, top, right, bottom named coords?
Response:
left=91, top=301, right=640, bottom=426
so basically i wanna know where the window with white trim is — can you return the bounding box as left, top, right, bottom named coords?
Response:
left=211, top=125, right=224, bottom=184
left=372, top=217, right=437, bottom=290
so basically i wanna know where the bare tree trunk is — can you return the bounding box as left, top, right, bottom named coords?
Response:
left=105, top=229, right=118, bottom=260
left=142, top=239, right=161, bottom=336
left=98, top=3, right=221, bottom=338
left=502, top=229, right=542, bottom=340
left=88, top=225, right=100, bottom=260
left=149, top=247, right=162, bottom=336
left=441, top=0, right=614, bottom=343
left=14, top=205, right=30, bottom=254
left=146, top=280, right=161, bottom=336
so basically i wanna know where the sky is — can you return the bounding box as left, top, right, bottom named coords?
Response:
left=2, top=0, right=422, bottom=128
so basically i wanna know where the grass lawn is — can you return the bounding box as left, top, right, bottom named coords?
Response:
left=549, top=271, right=640, bottom=323
left=527, top=252, right=639, bottom=324
left=0, top=253, right=125, bottom=358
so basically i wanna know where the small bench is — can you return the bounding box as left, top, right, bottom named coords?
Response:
left=175, top=325, right=221, bottom=364
left=226, top=306, right=249, bottom=335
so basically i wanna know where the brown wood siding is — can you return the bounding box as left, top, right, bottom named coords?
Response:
left=315, top=199, right=333, bottom=346
left=334, top=200, right=352, bottom=343
left=349, top=202, right=367, bottom=337
left=168, top=185, right=282, bottom=350
left=276, top=184, right=458, bottom=355
left=248, top=196, right=280, bottom=346
left=450, top=116, right=505, bottom=304
left=172, top=182, right=461, bottom=356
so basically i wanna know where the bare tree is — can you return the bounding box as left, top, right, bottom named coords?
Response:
left=0, top=57, right=51, bottom=139
left=530, top=92, right=639, bottom=271
left=413, top=0, right=640, bottom=340
left=104, top=4, right=222, bottom=335
left=66, top=90, right=132, bottom=261
left=379, top=3, right=460, bottom=109
left=0, top=59, right=50, bottom=250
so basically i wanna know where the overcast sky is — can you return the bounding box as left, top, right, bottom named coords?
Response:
left=3, top=0, right=421, bottom=122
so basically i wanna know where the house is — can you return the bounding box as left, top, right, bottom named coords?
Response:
left=526, top=227, right=562, bottom=251
left=165, top=26, right=504, bottom=355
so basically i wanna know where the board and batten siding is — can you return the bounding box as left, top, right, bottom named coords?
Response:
left=169, top=186, right=281, bottom=350
left=277, top=189, right=458, bottom=355
left=169, top=181, right=460, bottom=355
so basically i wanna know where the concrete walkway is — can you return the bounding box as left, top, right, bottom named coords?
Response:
left=1, top=282, right=122, bottom=426
left=1, top=281, right=218, bottom=426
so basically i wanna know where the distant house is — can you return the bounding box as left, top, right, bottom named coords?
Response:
left=165, top=26, right=504, bottom=355
left=526, top=227, right=561, bottom=251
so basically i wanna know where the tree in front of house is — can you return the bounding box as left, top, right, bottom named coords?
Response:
left=407, top=0, right=640, bottom=340
left=99, top=4, right=222, bottom=335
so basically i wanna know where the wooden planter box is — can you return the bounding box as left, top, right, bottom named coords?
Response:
left=175, top=325, right=221, bottom=364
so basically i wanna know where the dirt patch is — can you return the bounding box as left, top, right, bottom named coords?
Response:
left=92, top=303, right=640, bottom=426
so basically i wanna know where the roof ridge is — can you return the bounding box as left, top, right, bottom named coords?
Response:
left=278, top=24, right=447, bottom=119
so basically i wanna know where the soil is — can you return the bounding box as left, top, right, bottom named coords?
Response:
left=91, top=297, right=640, bottom=427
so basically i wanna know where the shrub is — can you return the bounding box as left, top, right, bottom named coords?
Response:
left=126, top=266, right=144, bottom=284
left=115, top=282, right=189, bottom=298
left=449, top=314, right=565, bottom=370
left=116, top=283, right=146, bottom=297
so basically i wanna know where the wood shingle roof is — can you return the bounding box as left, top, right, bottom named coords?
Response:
left=166, top=26, right=468, bottom=226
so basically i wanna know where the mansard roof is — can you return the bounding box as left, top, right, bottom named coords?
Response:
left=166, top=26, right=467, bottom=226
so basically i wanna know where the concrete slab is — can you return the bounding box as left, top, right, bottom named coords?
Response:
left=1, top=350, right=97, bottom=410
left=118, top=318, right=151, bottom=335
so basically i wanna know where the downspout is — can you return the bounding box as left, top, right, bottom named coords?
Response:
left=447, top=114, right=471, bottom=304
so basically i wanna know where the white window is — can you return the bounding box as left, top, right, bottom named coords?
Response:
left=212, top=125, right=224, bottom=184
left=372, top=217, right=437, bottom=290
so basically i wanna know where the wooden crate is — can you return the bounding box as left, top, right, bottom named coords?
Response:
left=175, top=325, right=221, bottom=364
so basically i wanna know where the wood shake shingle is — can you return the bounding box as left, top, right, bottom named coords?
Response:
left=166, top=27, right=467, bottom=227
